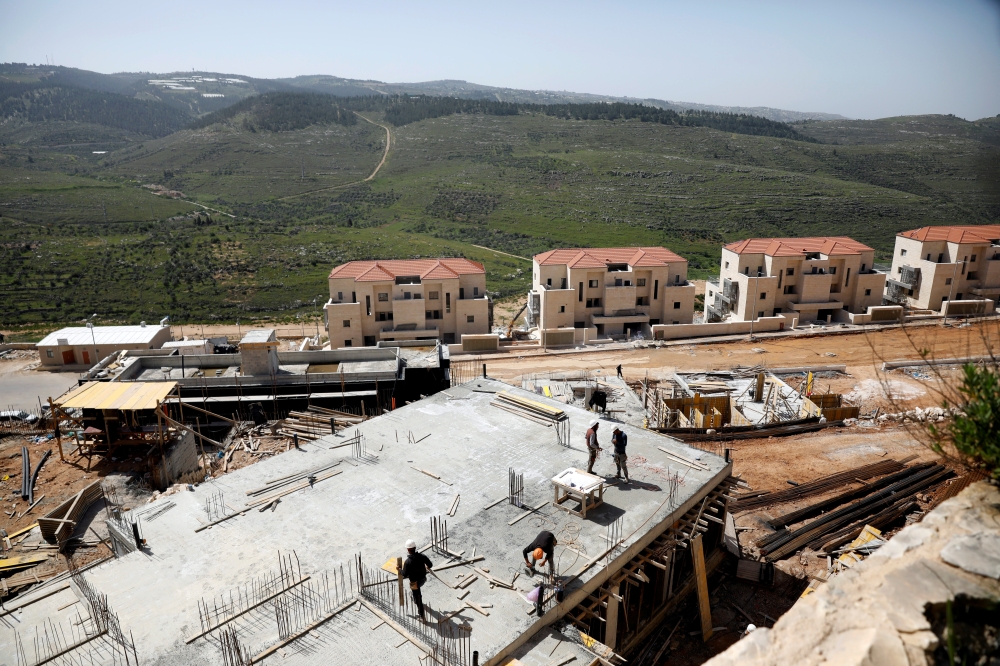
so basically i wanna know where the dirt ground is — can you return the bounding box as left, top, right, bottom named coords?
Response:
left=0, top=351, right=80, bottom=412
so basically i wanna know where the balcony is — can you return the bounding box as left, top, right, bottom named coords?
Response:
left=886, top=265, right=920, bottom=289
left=379, top=324, right=439, bottom=340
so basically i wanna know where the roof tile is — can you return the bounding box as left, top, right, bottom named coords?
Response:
left=723, top=237, right=873, bottom=256
left=329, top=258, right=485, bottom=282
left=534, top=246, right=686, bottom=268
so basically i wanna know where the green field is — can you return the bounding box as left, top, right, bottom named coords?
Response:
left=1, top=97, right=998, bottom=327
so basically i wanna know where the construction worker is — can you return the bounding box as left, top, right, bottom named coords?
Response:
left=522, top=530, right=557, bottom=578
left=611, top=426, right=629, bottom=483
left=585, top=420, right=602, bottom=474
left=616, top=364, right=623, bottom=379
left=401, top=539, right=433, bottom=621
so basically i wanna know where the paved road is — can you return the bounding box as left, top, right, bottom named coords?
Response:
left=0, top=359, right=78, bottom=412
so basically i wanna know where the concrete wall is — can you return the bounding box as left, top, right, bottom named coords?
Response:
left=461, top=334, right=499, bottom=352
left=657, top=283, right=697, bottom=324
left=651, top=313, right=797, bottom=341
left=326, top=301, right=364, bottom=348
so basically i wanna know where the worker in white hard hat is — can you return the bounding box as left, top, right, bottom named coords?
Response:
left=585, top=420, right=602, bottom=474
left=401, top=539, right=433, bottom=620
left=743, top=623, right=757, bottom=637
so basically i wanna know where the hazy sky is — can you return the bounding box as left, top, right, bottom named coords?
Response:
left=2, top=0, right=999, bottom=120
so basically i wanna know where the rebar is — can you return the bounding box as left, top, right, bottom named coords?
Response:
left=508, top=468, right=524, bottom=508
left=430, top=516, right=449, bottom=555
left=219, top=626, right=253, bottom=666
left=204, top=490, right=227, bottom=523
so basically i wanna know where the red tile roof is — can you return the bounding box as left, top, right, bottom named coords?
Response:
left=534, top=246, right=686, bottom=268
left=329, top=258, right=485, bottom=282
left=898, top=225, right=1000, bottom=244
left=723, top=237, right=874, bottom=257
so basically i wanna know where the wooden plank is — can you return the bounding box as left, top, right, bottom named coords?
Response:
left=604, top=581, right=620, bottom=650
left=657, top=446, right=709, bottom=471
left=410, top=466, right=452, bottom=485
left=691, top=534, right=713, bottom=642
left=509, top=501, right=548, bottom=526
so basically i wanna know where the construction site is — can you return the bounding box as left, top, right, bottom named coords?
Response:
left=0, top=317, right=996, bottom=666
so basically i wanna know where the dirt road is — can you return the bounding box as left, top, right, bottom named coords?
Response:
left=481, top=320, right=997, bottom=413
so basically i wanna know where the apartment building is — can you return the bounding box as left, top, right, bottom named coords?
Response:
left=325, top=258, right=490, bottom=347
left=525, top=247, right=695, bottom=340
left=706, top=237, right=885, bottom=323
left=885, top=225, right=1000, bottom=312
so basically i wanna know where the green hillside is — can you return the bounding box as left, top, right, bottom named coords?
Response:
left=1, top=90, right=997, bottom=327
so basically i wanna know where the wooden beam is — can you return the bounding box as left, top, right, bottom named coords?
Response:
left=691, top=533, right=713, bottom=642
left=604, top=581, right=620, bottom=650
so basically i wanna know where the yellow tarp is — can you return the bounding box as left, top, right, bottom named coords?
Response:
left=58, top=381, right=177, bottom=411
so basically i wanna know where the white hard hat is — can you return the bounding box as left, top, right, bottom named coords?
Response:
left=590, top=420, right=599, bottom=428
left=405, top=539, right=416, bottom=549
left=746, top=623, right=757, bottom=632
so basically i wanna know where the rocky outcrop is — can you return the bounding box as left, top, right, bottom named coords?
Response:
left=705, top=481, right=1000, bottom=666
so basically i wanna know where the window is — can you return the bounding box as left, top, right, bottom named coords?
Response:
left=589, top=280, right=599, bottom=288
left=459, top=288, right=465, bottom=299
left=673, top=302, right=681, bottom=309
left=46, top=350, right=54, bottom=358
left=403, top=291, right=412, bottom=300
left=429, top=291, right=439, bottom=300
left=446, top=293, right=451, bottom=312
left=945, top=278, right=953, bottom=285
left=637, top=278, right=646, bottom=287
left=774, top=308, right=782, bottom=314
left=674, top=274, right=680, bottom=284
left=426, top=311, right=432, bottom=319
left=414, top=293, right=422, bottom=300
left=758, top=311, right=765, bottom=318
left=474, top=287, right=479, bottom=296
left=968, top=271, right=979, bottom=280
left=559, top=305, right=566, bottom=313
left=578, top=282, right=583, bottom=302
left=635, top=297, right=648, bottom=306
left=654, top=280, right=659, bottom=299
left=378, top=292, right=388, bottom=301
left=760, top=292, right=767, bottom=299
left=725, top=261, right=730, bottom=269
left=957, top=293, right=963, bottom=300
left=344, top=340, right=352, bottom=347
left=365, top=295, right=371, bottom=316
left=467, top=315, right=475, bottom=323
left=829, top=267, right=836, bottom=275
left=757, top=266, right=762, bottom=275
left=337, top=291, right=343, bottom=301
left=560, top=278, right=567, bottom=289
left=972, top=254, right=977, bottom=262
left=783, top=285, right=796, bottom=294
left=901, top=248, right=907, bottom=256
left=926, top=254, right=931, bottom=261
left=342, top=319, right=351, bottom=328
left=786, top=268, right=794, bottom=276
left=845, top=267, right=851, bottom=287
left=546, top=278, right=552, bottom=286
left=351, top=291, right=356, bottom=303
left=586, top=298, right=602, bottom=308
left=743, top=267, right=749, bottom=275
left=864, top=289, right=872, bottom=296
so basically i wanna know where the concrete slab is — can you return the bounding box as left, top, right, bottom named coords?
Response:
left=0, top=378, right=727, bottom=665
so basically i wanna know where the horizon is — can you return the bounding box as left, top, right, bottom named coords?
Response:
left=1, top=0, right=999, bottom=121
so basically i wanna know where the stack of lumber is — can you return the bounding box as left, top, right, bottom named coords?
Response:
left=759, top=463, right=951, bottom=561
left=38, top=481, right=102, bottom=544
left=732, top=458, right=911, bottom=512
left=243, top=461, right=343, bottom=509
left=279, top=406, right=364, bottom=441
left=491, top=391, right=567, bottom=427
left=684, top=379, right=733, bottom=394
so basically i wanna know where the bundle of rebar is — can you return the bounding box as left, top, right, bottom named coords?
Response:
left=767, top=462, right=937, bottom=529
left=732, top=458, right=910, bottom=512
left=20, top=446, right=30, bottom=500
left=761, top=463, right=951, bottom=561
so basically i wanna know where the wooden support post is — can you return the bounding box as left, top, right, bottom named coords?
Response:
left=48, top=397, right=64, bottom=462
left=604, top=580, right=621, bottom=650
left=396, top=557, right=404, bottom=607
left=691, top=533, right=712, bottom=642
left=755, top=372, right=765, bottom=402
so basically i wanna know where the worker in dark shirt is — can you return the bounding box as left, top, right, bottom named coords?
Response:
left=522, top=530, right=558, bottom=578
left=612, top=426, right=629, bottom=483
left=401, top=539, right=433, bottom=620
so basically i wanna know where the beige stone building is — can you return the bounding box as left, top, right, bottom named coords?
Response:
left=885, top=225, right=1000, bottom=313
left=325, top=259, right=490, bottom=347
left=706, top=237, right=885, bottom=323
left=525, top=247, right=695, bottom=341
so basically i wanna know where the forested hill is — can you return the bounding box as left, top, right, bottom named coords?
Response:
left=189, top=92, right=357, bottom=131
left=0, top=80, right=191, bottom=137
left=191, top=93, right=819, bottom=142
